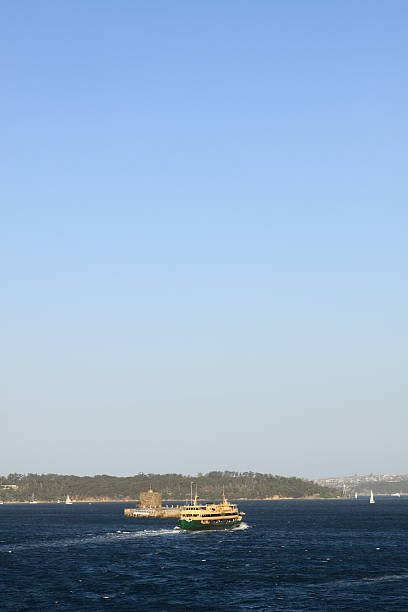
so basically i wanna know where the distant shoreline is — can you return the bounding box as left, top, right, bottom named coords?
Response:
left=1, top=496, right=342, bottom=504
left=3, top=494, right=406, bottom=504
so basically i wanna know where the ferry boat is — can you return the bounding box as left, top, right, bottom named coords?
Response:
left=179, top=486, right=244, bottom=531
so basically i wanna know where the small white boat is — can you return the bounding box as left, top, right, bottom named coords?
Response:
left=391, top=492, right=401, bottom=497
left=369, top=490, right=375, bottom=504
left=354, top=492, right=358, bottom=500
left=65, top=495, right=73, bottom=505
left=29, top=494, right=38, bottom=504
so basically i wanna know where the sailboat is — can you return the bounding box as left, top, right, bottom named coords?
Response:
left=29, top=494, right=38, bottom=504
left=369, top=490, right=375, bottom=504
left=65, top=494, right=73, bottom=505
left=354, top=492, right=358, bottom=500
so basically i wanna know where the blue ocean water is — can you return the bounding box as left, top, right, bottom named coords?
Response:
left=1, top=499, right=408, bottom=611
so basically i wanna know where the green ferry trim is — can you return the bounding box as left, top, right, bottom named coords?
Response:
left=179, top=517, right=241, bottom=531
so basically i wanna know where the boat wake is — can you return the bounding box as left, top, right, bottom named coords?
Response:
left=311, top=572, right=408, bottom=589
left=234, top=521, right=250, bottom=530
left=0, top=528, right=181, bottom=554
left=361, top=573, right=408, bottom=584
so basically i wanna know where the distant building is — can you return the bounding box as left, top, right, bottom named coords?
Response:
left=139, top=489, right=162, bottom=508
left=0, top=484, right=18, bottom=490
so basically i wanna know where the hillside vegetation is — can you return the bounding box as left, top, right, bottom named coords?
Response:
left=354, top=480, right=408, bottom=495
left=0, top=471, right=338, bottom=501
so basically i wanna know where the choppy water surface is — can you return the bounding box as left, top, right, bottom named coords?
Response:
left=1, top=499, right=408, bottom=610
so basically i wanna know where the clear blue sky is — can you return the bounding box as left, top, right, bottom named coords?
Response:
left=1, top=1, right=407, bottom=479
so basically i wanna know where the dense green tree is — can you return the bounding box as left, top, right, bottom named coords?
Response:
left=0, top=471, right=339, bottom=501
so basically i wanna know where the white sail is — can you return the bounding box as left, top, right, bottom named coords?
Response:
left=354, top=492, right=358, bottom=500
left=65, top=495, right=73, bottom=505
left=369, top=490, right=375, bottom=504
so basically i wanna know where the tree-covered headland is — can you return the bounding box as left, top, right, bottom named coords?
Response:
left=0, top=471, right=339, bottom=502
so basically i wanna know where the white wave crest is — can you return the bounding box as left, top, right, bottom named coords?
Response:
left=234, top=521, right=250, bottom=530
